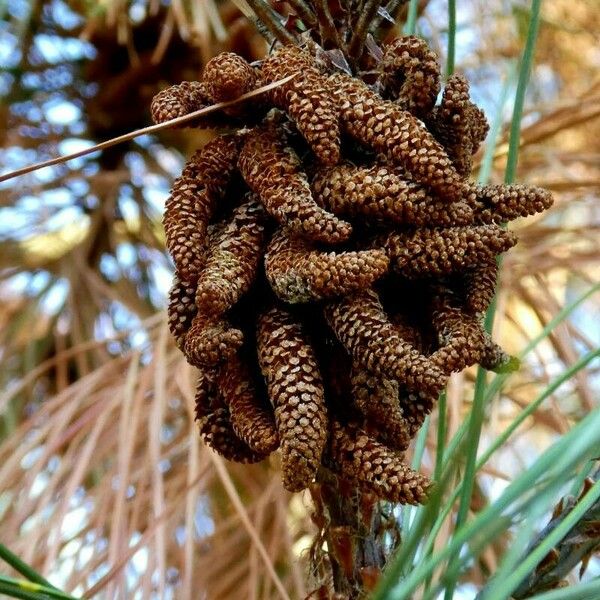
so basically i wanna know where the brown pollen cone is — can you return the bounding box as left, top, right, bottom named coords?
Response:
left=331, top=72, right=470, bottom=203
left=216, top=355, right=279, bottom=454
left=427, top=73, right=489, bottom=177
left=150, top=80, right=231, bottom=129
left=238, top=123, right=352, bottom=243
left=264, top=228, right=389, bottom=303
left=351, top=368, right=411, bottom=451
left=194, top=371, right=267, bottom=464
left=377, top=36, right=441, bottom=118
left=182, top=133, right=242, bottom=195
left=167, top=276, right=197, bottom=350
left=260, top=45, right=341, bottom=165
left=472, top=184, right=554, bottom=224
left=257, top=306, right=328, bottom=492
left=462, top=259, right=498, bottom=314
left=202, top=52, right=257, bottom=103
left=480, top=337, right=520, bottom=373
left=163, top=175, right=211, bottom=282
left=163, top=135, right=241, bottom=282
left=184, top=313, right=243, bottom=368
left=379, top=225, right=517, bottom=278
left=324, top=289, right=446, bottom=396
left=196, top=198, right=267, bottom=317
left=429, top=289, right=487, bottom=375
left=399, top=390, right=438, bottom=438
left=326, top=422, right=432, bottom=505
left=312, top=163, right=474, bottom=227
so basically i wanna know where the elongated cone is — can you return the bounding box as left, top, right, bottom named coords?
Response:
left=265, top=228, right=389, bottom=303
left=327, top=422, right=432, bottom=505
left=472, top=184, right=554, bottom=224
left=162, top=175, right=211, bottom=282
left=184, top=313, right=243, bottom=367
left=331, top=72, right=470, bottom=203
left=429, top=289, right=487, bottom=374
left=399, top=390, right=437, bottom=437
left=377, top=36, right=441, bottom=118
left=427, top=74, right=489, bottom=177
left=378, top=225, right=517, bottom=278
left=151, top=81, right=232, bottom=129
left=351, top=368, right=410, bottom=451
left=324, top=289, right=446, bottom=396
left=216, top=355, right=279, bottom=454
left=260, top=45, right=341, bottom=165
left=257, top=306, right=328, bottom=492
left=238, top=124, right=352, bottom=243
left=462, top=259, right=498, bottom=314
left=163, top=134, right=241, bottom=282
left=196, top=198, right=267, bottom=317
left=182, top=133, right=242, bottom=194
left=167, top=277, right=197, bottom=350
left=195, top=371, right=266, bottom=463
left=312, top=163, right=474, bottom=226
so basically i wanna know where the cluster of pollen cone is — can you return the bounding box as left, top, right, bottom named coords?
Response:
left=152, top=36, right=553, bottom=505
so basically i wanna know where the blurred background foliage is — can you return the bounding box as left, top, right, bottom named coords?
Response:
left=0, top=0, right=599, bottom=598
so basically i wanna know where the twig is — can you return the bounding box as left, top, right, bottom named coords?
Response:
left=285, top=0, right=317, bottom=29
left=311, top=0, right=343, bottom=49
left=371, top=0, right=410, bottom=39
left=245, top=0, right=297, bottom=45
left=347, top=0, right=385, bottom=61
left=0, top=75, right=296, bottom=184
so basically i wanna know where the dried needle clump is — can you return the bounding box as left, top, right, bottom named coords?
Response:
left=153, top=39, right=553, bottom=506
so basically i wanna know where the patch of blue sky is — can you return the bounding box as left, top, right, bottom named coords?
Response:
left=81, top=161, right=100, bottom=178
left=58, top=137, right=94, bottom=155
left=117, top=242, right=138, bottom=269
left=0, top=206, right=33, bottom=235
left=0, top=30, right=20, bottom=67
left=129, top=2, right=146, bottom=24
left=0, top=145, right=38, bottom=172
left=453, top=23, right=479, bottom=67
left=22, top=65, right=74, bottom=90
left=66, top=176, right=90, bottom=197
left=150, top=144, right=186, bottom=178
left=42, top=204, right=85, bottom=231
left=56, top=137, right=99, bottom=167
left=125, top=150, right=147, bottom=186
left=20, top=187, right=72, bottom=210
left=99, top=253, right=120, bottom=282
left=33, top=33, right=96, bottom=65
left=49, top=0, right=84, bottom=30
left=194, top=496, right=215, bottom=539
left=95, top=304, right=150, bottom=350
left=133, top=134, right=154, bottom=149
left=3, top=271, right=51, bottom=297
left=18, top=122, right=54, bottom=139
left=119, top=189, right=139, bottom=223
left=40, top=279, right=69, bottom=314
left=143, top=185, right=169, bottom=213
left=43, top=97, right=82, bottom=125
left=6, top=0, right=30, bottom=19
left=0, top=72, right=15, bottom=94
left=150, top=262, right=172, bottom=306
